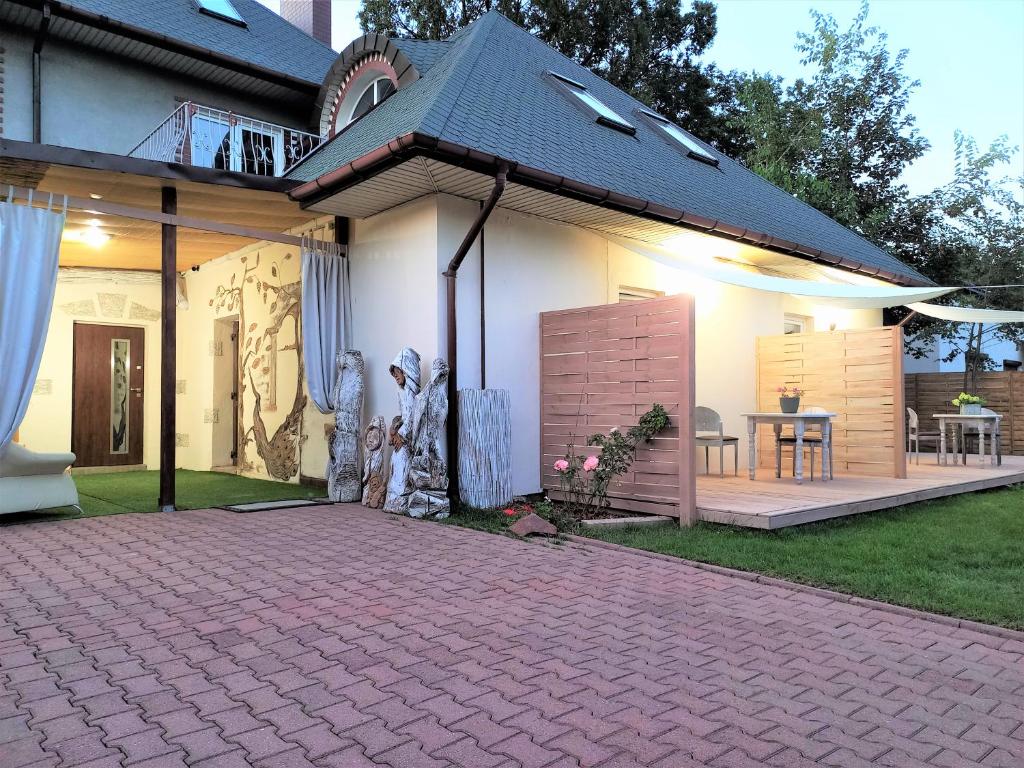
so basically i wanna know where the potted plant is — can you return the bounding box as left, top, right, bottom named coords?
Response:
left=777, top=386, right=803, bottom=414
left=952, top=392, right=985, bottom=415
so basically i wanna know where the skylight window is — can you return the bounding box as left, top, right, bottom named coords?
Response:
left=196, top=0, right=245, bottom=25
left=549, top=73, right=635, bottom=135
left=640, top=111, right=719, bottom=166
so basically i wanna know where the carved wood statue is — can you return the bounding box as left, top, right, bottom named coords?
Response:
left=327, top=350, right=364, bottom=502
left=406, top=357, right=451, bottom=519
left=383, top=347, right=421, bottom=513
left=361, top=415, right=386, bottom=508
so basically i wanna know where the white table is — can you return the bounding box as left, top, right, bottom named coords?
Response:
left=742, top=412, right=837, bottom=484
left=933, top=413, right=1002, bottom=466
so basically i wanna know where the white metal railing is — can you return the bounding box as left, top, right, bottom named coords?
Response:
left=128, top=102, right=325, bottom=177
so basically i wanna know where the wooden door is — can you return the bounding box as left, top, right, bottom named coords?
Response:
left=72, top=323, right=146, bottom=467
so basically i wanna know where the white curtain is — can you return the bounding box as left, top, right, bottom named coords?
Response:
left=301, top=238, right=350, bottom=414
left=610, top=235, right=959, bottom=309
left=0, top=202, right=65, bottom=452
left=906, top=302, right=1024, bottom=324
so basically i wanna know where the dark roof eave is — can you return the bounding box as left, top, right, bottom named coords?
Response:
left=1, top=138, right=302, bottom=193
left=290, top=133, right=931, bottom=287
left=8, top=0, right=321, bottom=95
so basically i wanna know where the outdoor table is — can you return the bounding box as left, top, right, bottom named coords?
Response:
left=742, top=412, right=837, bottom=484
left=933, top=413, right=1002, bottom=467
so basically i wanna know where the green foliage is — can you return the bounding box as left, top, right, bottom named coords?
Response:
left=951, top=392, right=984, bottom=407
left=358, top=0, right=747, bottom=152
left=583, top=485, right=1024, bottom=629
left=554, top=404, right=670, bottom=518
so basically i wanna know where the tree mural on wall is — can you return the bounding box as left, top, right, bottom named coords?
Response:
left=210, top=251, right=307, bottom=480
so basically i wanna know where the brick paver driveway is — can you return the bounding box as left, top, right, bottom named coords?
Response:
left=1, top=506, right=1022, bottom=768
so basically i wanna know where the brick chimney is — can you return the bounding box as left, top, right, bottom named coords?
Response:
left=280, top=1, right=332, bottom=47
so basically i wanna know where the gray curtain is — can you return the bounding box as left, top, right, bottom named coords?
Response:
left=301, top=237, right=350, bottom=414
left=0, top=199, right=65, bottom=452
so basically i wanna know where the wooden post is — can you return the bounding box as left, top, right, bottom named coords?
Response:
left=892, top=326, right=907, bottom=479
left=158, top=186, right=177, bottom=512
left=679, top=295, right=698, bottom=526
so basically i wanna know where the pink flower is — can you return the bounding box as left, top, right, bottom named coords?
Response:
left=582, top=456, right=599, bottom=472
left=503, top=508, right=517, bottom=516
left=553, top=459, right=569, bottom=472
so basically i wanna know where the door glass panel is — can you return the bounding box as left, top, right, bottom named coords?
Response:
left=191, top=115, right=231, bottom=170
left=239, top=129, right=278, bottom=175
left=110, top=339, right=130, bottom=454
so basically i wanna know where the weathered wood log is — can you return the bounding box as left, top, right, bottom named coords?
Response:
left=327, top=350, right=364, bottom=502
left=458, top=388, right=512, bottom=509
left=384, top=347, right=421, bottom=513
left=361, top=415, right=386, bottom=508
left=406, top=357, right=450, bottom=519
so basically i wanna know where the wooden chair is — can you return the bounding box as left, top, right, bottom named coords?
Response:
left=906, top=407, right=943, bottom=465
left=775, top=406, right=831, bottom=481
left=961, top=407, right=1003, bottom=466
left=694, top=406, right=739, bottom=476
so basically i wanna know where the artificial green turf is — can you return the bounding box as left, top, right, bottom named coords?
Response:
left=582, top=485, right=1024, bottom=629
left=1, top=469, right=320, bottom=524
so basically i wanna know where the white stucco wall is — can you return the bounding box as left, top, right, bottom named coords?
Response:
left=1, top=29, right=307, bottom=151
left=435, top=199, right=882, bottom=495
left=18, top=269, right=163, bottom=468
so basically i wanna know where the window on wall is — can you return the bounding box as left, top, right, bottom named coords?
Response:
left=347, top=77, right=396, bottom=125
left=784, top=313, right=812, bottom=335
left=619, top=286, right=664, bottom=302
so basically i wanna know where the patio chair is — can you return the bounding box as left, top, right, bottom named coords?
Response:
left=694, top=406, right=739, bottom=476
left=906, top=407, right=942, bottom=465
left=961, top=407, right=1003, bottom=466
left=775, top=406, right=831, bottom=481
left=0, top=443, right=82, bottom=516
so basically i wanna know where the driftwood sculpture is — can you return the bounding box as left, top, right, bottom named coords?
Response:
left=406, top=358, right=451, bottom=519
left=458, top=389, right=513, bottom=509
left=327, top=350, right=364, bottom=502
left=361, top=416, right=386, bottom=508
left=384, top=347, right=421, bottom=513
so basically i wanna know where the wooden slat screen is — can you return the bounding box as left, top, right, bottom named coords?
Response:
left=540, top=295, right=696, bottom=523
left=905, top=372, right=1024, bottom=455
left=756, top=327, right=907, bottom=478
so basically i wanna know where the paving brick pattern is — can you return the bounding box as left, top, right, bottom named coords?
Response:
left=1, top=506, right=1022, bottom=767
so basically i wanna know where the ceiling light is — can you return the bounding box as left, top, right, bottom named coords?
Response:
left=63, top=225, right=111, bottom=248
left=89, top=193, right=103, bottom=200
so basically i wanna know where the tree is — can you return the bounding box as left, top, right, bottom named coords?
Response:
left=358, top=0, right=747, bottom=152
left=729, top=1, right=928, bottom=239
left=903, top=133, right=1024, bottom=388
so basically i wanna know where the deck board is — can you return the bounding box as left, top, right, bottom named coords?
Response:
left=696, top=454, right=1024, bottom=529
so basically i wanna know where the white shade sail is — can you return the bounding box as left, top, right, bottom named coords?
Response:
left=611, top=236, right=959, bottom=309
left=906, top=302, right=1024, bottom=324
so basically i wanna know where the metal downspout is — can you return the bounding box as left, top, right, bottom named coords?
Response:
left=32, top=2, right=52, bottom=143
left=443, top=164, right=508, bottom=510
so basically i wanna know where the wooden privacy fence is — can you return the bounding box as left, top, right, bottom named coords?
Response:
left=540, top=295, right=696, bottom=524
left=905, top=372, right=1024, bottom=455
left=756, top=327, right=906, bottom=478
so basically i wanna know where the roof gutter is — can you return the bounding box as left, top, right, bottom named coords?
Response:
left=443, top=164, right=508, bottom=511
left=289, top=133, right=931, bottom=288
left=8, top=0, right=321, bottom=96
left=32, top=1, right=52, bottom=143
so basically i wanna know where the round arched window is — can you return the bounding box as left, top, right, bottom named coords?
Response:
left=346, top=77, right=396, bottom=124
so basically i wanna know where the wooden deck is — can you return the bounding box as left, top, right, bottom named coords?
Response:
left=697, top=454, right=1024, bottom=529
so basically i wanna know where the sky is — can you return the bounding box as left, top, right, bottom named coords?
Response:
left=259, top=0, right=1024, bottom=196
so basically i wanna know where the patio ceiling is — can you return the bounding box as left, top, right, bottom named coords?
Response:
left=0, top=157, right=313, bottom=271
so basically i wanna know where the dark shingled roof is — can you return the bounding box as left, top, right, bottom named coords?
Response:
left=290, top=11, right=929, bottom=286
left=392, top=38, right=452, bottom=75
left=54, top=0, right=338, bottom=85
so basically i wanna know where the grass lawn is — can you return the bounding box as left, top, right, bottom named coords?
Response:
left=581, top=485, right=1024, bottom=630
left=1, top=469, right=321, bottom=523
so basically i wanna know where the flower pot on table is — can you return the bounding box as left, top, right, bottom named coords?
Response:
left=779, top=397, right=800, bottom=414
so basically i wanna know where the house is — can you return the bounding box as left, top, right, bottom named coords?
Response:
left=7, top=1, right=1019, bottom=522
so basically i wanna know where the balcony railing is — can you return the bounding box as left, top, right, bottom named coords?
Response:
left=128, top=102, right=325, bottom=177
